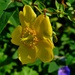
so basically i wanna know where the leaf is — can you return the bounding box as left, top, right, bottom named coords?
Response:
left=4, top=62, right=17, bottom=73
left=55, top=0, right=60, bottom=10
left=53, top=47, right=59, bottom=55
left=27, top=59, right=41, bottom=66
left=14, top=1, right=23, bottom=7
left=56, top=22, right=62, bottom=29
left=69, top=43, right=75, bottom=50
left=38, top=2, right=46, bottom=11
left=0, top=52, right=7, bottom=63
left=0, top=0, right=11, bottom=17
left=59, top=4, right=65, bottom=17
left=51, top=17, right=58, bottom=22
left=21, top=66, right=38, bottom=75
left=11, top=71, right=19, bottom=75
left=22, top=0, right=32, bottom=5
left=48, top=62, right=58, bottom=73
left=66, top=54, right=73, bottom=65
left=66, top=2, right=71, bottom=7
left=61, top=34, right=69, bottom=41
left=0, top=2, right=18, bottom=34
left=12, top=50, right=18, bottom=59
left=9, top=8, right=20, bottom=27
left=67, top=0, right=75, bottom=4
left=47, top=7, right=56, bottom=14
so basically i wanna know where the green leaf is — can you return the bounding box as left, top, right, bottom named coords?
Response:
left=48, top=62, right=58, bottom=73
left=53, top=47, right=59, bottom=55
left=38, top=2, right=46, bottom=11
left=27, top=59, right=41, bottom=66
left=12, top=50, right=18, bottom=59
left=60, top=4, right=65, bottom=12
left=47, top=7, right=56, bottom=13
left=9, top=8, right=20, bottom=27
left=68, top=27, right=75, bottom=34
left=59, top=4, right=65, bottom=17
left=11, top=71, right=19, bottom=75
left=59, top=51, right=65, bottom=55
left=55, top=0, right=60, bottom=10
left=61, top=34, right=69, bottom=41
left=14, top=1, right=23, bottom=7
left=56, top=22, right=62, bottom=29
left=4, top=62, right=17, bottom=73
left=0, top=0, right=11, bottom=17
left=21, top=66, right=38, bottom=75
left=51, top=17, right=58, bottom=22
left=0, top=52, right=7, bottom=63
left=70, top=43, right=75, bottom=50
left=67, top=0, right=75, bottom=4
left=22, top=0, right=32, bottom=5
left=66, top=54, right=73, bottom=65
left=0, top=2, right=18, bottom=33
left=66, top=2, right=71, bottom=7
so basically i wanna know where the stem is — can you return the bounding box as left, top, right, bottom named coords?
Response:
left=34, top=6, right=42, bottom=14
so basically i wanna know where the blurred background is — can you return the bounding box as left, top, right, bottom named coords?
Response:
left=0, top=0, right=75, bottom=75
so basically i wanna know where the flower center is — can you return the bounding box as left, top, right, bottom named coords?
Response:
left=21, top=27, right=38, bottom=48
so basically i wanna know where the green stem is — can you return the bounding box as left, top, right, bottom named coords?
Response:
left=34, top=6, right=42, bottom=14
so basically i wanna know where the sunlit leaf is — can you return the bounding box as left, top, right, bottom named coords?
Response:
left=55, top=0, right=60, bottom=10
left=9, top=8, right=20, bottom=27
left=67, top=0, right=75, bottom=4
left=48, top=62, right=58, bottom=73
left=66, top=54, right=73, bottom=65
left=0, top=0, right=11, bottom=17
left=0, top=2, right=18, bottom=33
left=21, top=66, right=38, bottom=75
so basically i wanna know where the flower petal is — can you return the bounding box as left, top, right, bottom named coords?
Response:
left=23, top=5, right=36, bottom=23
left=11, top=25, right=22, bottom=45
left=37, top=39, right=54, bottom=62
left=40, top=15, right=53, bottom=37
left=33, top=14, right=44, bottom=36
left=18, top=44, right=37, bottom=64
left=34, top=14, right=52, bottom=38
left=19, top=11, right=29, bottom=27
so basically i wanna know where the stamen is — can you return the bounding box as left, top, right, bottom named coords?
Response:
left=33, top=42, right=36, bottom=45
left=29, top=43, right=32, bottom=47
left=21, top=27, right=39, bottom=48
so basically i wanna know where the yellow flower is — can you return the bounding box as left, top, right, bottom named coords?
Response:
left=11, top=5, right=54, bottom=64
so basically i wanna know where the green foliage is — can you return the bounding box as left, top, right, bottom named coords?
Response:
left=48, top=62, right=59, bottom=73
left=0, top=0, right=11, bottom=17
left=0, top=1, right=23, bottom=33
left=0, top=0, right=75, bottom=75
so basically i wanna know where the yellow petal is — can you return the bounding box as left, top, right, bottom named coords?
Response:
left=37, top=39, right=54, bottom=62
left=33, top=14, right=44, bottom=35
left=18, top=44, right=37, bottom=64
left=19, top=11, right=29, bottom=27
left=23, top=5, right=36, bottom=23
left=34, top=14, right=52, bottom=38
left=11, top=25, right=22, bottom=45
left=40, top=15, right=53, bottom=37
